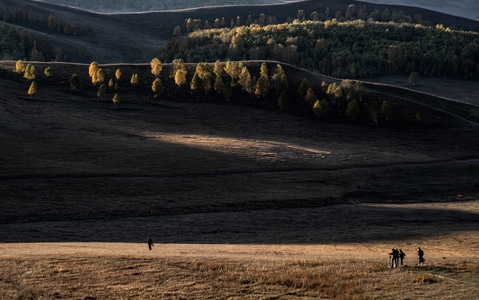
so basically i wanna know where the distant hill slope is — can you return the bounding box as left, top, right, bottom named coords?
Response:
left=1, top=0, right=478, bottom=63
left=34, top=0, right=303, bottom=12
left=34, top=0, right=479, bottom=21
left=359, top=0, right=479, bottom=21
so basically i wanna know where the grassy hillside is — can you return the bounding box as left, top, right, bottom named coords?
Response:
left=1, top=242, right=479, bottom=299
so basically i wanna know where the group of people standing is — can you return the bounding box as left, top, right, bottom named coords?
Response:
left=389, top=248, right=406, bottom=268
left=389, top=247, right=425, bottom=268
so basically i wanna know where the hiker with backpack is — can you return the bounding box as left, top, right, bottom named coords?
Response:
left=417, top=247, right=425, bottom=265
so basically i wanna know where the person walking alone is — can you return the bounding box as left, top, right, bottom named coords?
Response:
left=147, top=236, right=154, bottom=250
left=417, top=247, right=425, bottom=265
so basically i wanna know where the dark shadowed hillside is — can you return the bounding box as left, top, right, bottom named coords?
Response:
left=1, top=58, right=479, bottom=245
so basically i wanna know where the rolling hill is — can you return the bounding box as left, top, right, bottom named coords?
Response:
left=33, top=0, right=479, bottom=21
left=1, top=1, right=479, bottom=299
left=1, top=0, right=478, bottom=63
left=1, top=58, right=479, bottom=240
left=360, top=0, right=479, bottom=21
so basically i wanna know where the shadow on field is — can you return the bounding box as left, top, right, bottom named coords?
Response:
left=1, top=202, right=478, bottom=244
left=1, top=67, right=479, bottom=245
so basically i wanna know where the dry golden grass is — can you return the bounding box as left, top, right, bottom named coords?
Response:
left=1, top=239, right=479, bottom=299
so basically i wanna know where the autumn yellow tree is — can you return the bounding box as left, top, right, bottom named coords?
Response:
left=88, top=62, right=99, bottom=79
left=195, top=62, right=212, bottom=93
left=305, top=87, right=317, bottom=106
left=115, top=68, right=122, bottom=80
left=190, top=72, right=202, bottom=93
left=271, top=64, right=288, bottom=94
left=224, top=60, right=241, bottom=86
left=151, top=58, right=162, bottom=77
left=27, top=81, right=37, bottom=98
left=92, top=68, right=105, bottom=85
left=171, top=58, right=186, bottom=77
left=112, top=93, right=120, bottom=107
left=23, top=64, right=36, bottom=80
left=130, top=73, right=139, bottom=86
left=44, top=67, right=52, bottom=77
left=212, top=60, right=224, bottom=94
left=15, top=60, right=25, bottom=73
left=312, top=99, right=323, bottom=117
left=175, top=68, right=187, bottom=87
left=255, top=64, right=270, bottom=98
left=238, top=65, right=253, bottom=94
left=151, top=78, right=164, bottom=95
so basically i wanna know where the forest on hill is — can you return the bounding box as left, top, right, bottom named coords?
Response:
left=160, top=6, right=479, bottom=79
left=1, top=0, right=478, bottom=67
left=0, top=1, right=94, bottom=61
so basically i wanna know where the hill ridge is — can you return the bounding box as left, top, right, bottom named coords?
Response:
left=1, top=0, right=478, bottom=63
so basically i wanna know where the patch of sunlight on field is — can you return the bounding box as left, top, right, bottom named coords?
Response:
left=361, top=201, right=479, bottom=214
left=141, top=132, right=331, bottom=159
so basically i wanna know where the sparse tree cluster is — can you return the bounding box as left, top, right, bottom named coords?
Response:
left=294, top=77, right=393, bottom=124
left=7, top=58, right=425, bottom=126
left=15, top=60, right=38, bottom=97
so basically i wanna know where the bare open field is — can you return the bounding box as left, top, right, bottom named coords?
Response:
left=1, top=59, right=479, bottom=298
left=1, top=237, right=479, bottom=299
